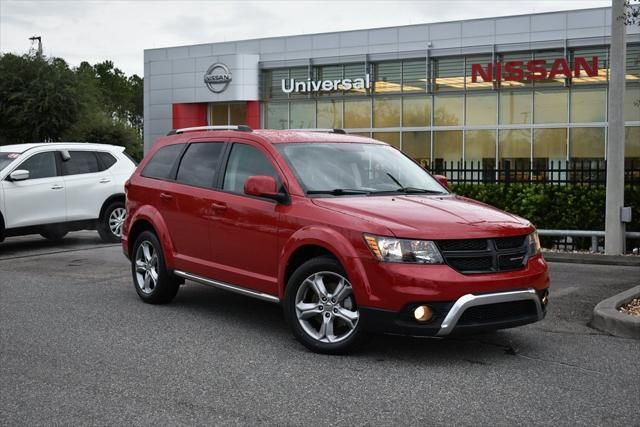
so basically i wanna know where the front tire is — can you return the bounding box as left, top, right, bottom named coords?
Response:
left=98, top=200, right=126, bottom=243
left=284, top=256, right=365, bottom=354
left=131, top=231, right=179, bottom=304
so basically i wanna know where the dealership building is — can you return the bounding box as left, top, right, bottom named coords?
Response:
left=143, top=6, right=640, bottom=171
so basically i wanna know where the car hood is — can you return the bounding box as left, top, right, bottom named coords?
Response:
left=311, top=195, right=533, bottom=240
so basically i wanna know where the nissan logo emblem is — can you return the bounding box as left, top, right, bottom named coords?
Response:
left=204, top=63, right=232, bottom=93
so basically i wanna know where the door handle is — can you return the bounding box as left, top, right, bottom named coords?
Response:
left=51, top=184, right=64, bottom=190
left=99, top=178, right=111, bottom=183
left=210, top=201, right=227, bottom=211
left=159, top=193, right=173, bottom=201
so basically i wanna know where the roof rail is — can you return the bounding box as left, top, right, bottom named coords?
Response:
left=288, top=128, right=346, bottom=134
left=167, top=125, right=253, bottom=135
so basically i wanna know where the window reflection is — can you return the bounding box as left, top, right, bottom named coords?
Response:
left=466, top=93, right=497, bottom=125
left=403, top=97, right=431, bottom=127
left=344, top=99, right=371, bottom=128
left=571, top=88, right=606, bottom=123
left=373, top=97, right=401, bottom=128
left=434, top=95, right=463, bottom=126
left=317, top=100, right=343, bottom=128
left=402, top=131, right=431, bottom=166
left=534, top=90, right=568, bottom=124
left=500, top=91, right=532, bottom=124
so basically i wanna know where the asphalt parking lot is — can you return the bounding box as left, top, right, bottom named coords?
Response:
left=1, top=232, right=639, bottom=425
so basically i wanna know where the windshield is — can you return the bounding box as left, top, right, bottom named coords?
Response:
left=0, top=153, right=20, bottom=172
left=277, top=143, right=447, bottom=196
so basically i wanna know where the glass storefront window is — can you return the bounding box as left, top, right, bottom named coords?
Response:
left=499, top=91, right=532, bottom=124
left=465, top=130, right=496, bottom=181
left=290, top=101, right=315, bottom=128
left=533, top=128, right=567, bottom=162
left=289, top=67, right=310, bottom=99
left=624, top=85, right=640, bottom=122
left=402, top=131, right=431, bottom=166
left=210, top=104, right=228, bottom=126
left=571, top=88, right=606, bottom=123
left=465, top=55, right=493, bottom=91
left=434, top=94, right=463, bottom=126
left=229, top=103, right=246, bottom=125
left=344, top=63, right=367, bottom=96
left=626, top=44, right=639, bottom=82
left=625, top=126, right=640, bottom=160
left=570, top=127, right=605, bottom=159
left=374, top=62, right=402, bottom=94
left=316, top=65, right=343, bottom=97
left=402, top=96, right=430, bottom=127
left=317, top=100, right=343, bottom=128
left=499, top=129, right=531, bottom=181
left=466, top=93, right=497, bottom=125
left=534, top=90, right=568, bottom=124
left=266, top=103, right=288, bottom=129
left=402, top=60, right=427, bottom=92
left=344, top=99, right=371, bottom=128
left=434, top=57, right=464, bottom=92
left=372, top=132, right=400, bottom=149
left=533, top=50, right=566, bottom=86
left=465, top=130, right=496, bottom=162
left=373, top=97, right=401, bottom=128
left=433, top=130, right=463, bottom=163
left=500, top=52, right=532, bottom=89
left=572, top=47, right=608, bottom=85
left=264, top=69, right=289, bottom=100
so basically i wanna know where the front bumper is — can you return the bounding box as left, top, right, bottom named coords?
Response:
left=359, top=288, right=548, bottom=337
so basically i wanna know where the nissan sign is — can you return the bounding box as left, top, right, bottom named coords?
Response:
left=204, top=63, right=232, bottom=93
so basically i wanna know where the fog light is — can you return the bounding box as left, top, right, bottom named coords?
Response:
left=414, top=305, right=433, bottom=322
left=542, top=291, right=549, bottom=306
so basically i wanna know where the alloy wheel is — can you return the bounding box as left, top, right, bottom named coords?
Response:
left=135, top=241, right=159, bottom=294
left=109, top=207, right=126, bottom=237
left=294, top=271, right=359, bottom=343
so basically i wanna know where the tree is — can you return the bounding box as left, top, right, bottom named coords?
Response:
left=0, top=54, right=79, bottom=144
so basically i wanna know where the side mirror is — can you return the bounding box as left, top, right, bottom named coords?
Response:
left=434, top=174, right=449, bottom=190
left=9, top=169, right=30, bottom=181
left=244, top=176, right=288, bottom=203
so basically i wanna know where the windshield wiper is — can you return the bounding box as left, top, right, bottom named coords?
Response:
left=306, top=189, right=370, bottom=196
left=383, top=173, right=446, bottom=194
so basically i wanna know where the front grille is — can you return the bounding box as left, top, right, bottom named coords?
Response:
left=457, top=300, right=537, bottom=326
left=436, top=235, right=529, bottom=274
left=437, top=239, right=488, bottom=251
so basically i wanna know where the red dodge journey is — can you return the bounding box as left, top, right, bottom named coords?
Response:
left=122, top=126, right=549, bottom=354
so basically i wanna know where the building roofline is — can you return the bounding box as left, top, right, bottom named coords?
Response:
left=145, top=6, right=612, bottom=53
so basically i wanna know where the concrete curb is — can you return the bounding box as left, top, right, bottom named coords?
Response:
left=590, top=285, right=640, bottom=340
left=542, top=252, right=640, bottom=267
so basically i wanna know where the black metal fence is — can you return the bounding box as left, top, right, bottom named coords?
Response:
left=428, top=159, right=640, bottom=186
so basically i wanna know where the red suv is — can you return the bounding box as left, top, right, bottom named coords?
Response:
left=122, top=126, right=549, bottom=354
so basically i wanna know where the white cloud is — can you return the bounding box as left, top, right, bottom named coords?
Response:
left=0, top=0, right=611, bottom=76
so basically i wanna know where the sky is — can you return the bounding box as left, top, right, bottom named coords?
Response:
left=0, top=0, right=612, bottom=76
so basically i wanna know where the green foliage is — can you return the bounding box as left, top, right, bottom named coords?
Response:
left=451, top=183, right=640, bottom=232
left=0, top=53, right=142, bottom=159
left=0, top=54, right=80, bottom=143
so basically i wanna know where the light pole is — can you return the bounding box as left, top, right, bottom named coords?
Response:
left=605, top=0, right=627, bottom=255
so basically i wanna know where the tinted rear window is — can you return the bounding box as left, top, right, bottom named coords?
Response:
left=176, top=142, right=224, bottom=188
left=63, top=151, right=100, bottom=175
left=141, top=144, right=183, bottom=180
left=97, top=152, right=117, bottom=170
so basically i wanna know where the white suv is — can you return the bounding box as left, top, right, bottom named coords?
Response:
left=0, top=143, right=136, bottom=243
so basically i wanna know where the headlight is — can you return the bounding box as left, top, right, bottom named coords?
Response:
left=364, top=234, right=443, bottom=264
left=527, top=231, right=541, bottom=256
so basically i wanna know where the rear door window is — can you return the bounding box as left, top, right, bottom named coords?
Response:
left=96, top=152, right=117, bottom=170
left=176, top=142, right=224, bottom=188
left=141, top=144, right=184, bottom=180
left=62, top=151, right=100, bottom=175
left=15, top=152, right=58, bottom=180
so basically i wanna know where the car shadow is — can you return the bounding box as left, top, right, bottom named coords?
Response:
left=172, top=282, right=529, bottom=364
left=0, top=232, right=107, bottom=257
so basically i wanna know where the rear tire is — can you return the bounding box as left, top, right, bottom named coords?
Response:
left=284, top=256, right=366, bottom=354
left=131, top=230, right=179, bottom=304
left=98, top=200, right=126, bottom=243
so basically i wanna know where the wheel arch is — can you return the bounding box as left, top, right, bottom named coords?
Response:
left=126, top=207, right=176, bottom=268
left=0, top=210, right=5, bottom=242
left=99, top=193, right=126, bottom=220
left=278, top=226, right=371, bottom=302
